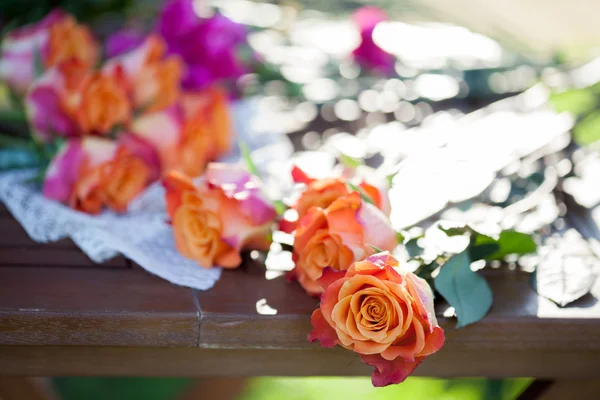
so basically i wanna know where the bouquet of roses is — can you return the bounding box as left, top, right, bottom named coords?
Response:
left=0, top=0, right=257, bottom=214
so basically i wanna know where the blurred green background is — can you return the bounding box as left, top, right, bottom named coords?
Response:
left=53, top=377, right=532, bottom=399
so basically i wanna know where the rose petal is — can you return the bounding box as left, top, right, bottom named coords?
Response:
left=405, top=272, right=439, bottom=329
left=360, top=353, right=423, bottom=387
left=118, top=133, right=161, bottom=181
left=419, top=326, right=445, bottom=357
left=206, top=163, right=276, bottom=225
left=357, top=202, right=397, bottom=252
left=308, top=309, right=338, bottom=348
left=317, top=267, right=347, bottom=290
left=42, top=140, right=84, bottom=202
left=162, top=171, right=197, bottom=219
left=291, top=165, right=314, bottom=184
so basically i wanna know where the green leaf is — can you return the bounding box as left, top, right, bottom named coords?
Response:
left=368, top=244, right=384, bottom=253
left=396, top=231, right=405, bottom=244
left=239, top=141, right=259, bottom=176
left=339, top=153, right=362, bottom=169
left=573, top=110, right=600, bottom=146
left=386, top=171, right=398, bottom=187
left=273, top=200, right=286, bottom=216
left=439, top=225, right=470, bottom=236
left=405, top=237, right=424, bottom=258
left=469, top=242, right=500, bottom=261
left=0, top=148, right=40, bottom=171
left=33, top=47, right=44, bottom=78
left=473, top=231, right=536, bottom=260
left=346, top=183, right=374, bottom=205
left=434, top=250, right=493, bottom=328
left=0, top=134, right=31, bottom=149
left=0, top=108, right=27, bottom=123
left=549, top=88, right=598, bottom=116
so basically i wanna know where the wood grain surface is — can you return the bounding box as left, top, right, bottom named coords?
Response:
left=1, top=209, right=600, bottom=377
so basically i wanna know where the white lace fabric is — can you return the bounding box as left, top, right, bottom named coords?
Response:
left=0, top=98, right=293, bottom=290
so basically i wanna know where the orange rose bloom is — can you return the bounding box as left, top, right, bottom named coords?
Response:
left=171, top=189, right=240, bottom=268
left=134, top=52, right=183, bottom=113
left=290, top=165, right=391, bottom=220
left=77, top=74, right=130, bottom=135
left=309, top=252, right=445, bottom=387
left=164, top=165, right=277, bottom=269
left=182, top=86, right=232, bottom=157
left=99, top=148, right=151, bottom=212
left=69, top=139, right=151, bottom=214
left=179, top=116, right=213, bottom=177
left=290, top=192, right=397, bottom=296
left=45, top=15, right=98, bottom=71
left=296, top=179, right=349, bottom=218
left=103, top=34, right=183, bottom=113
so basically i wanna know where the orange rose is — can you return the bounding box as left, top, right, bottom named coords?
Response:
left=296, top=178, right=349, bottom=218
left=42, top=137, right=153, bottom=214
left=182, top=86, right=232, bottom=157
left=290, top=192, right=397, bottom=296
left=103, top=34, right=183, bottom=113
left=289, top=165, right=391, bottom=219
left=0, top=11, right=98, bottom=95
left=309, top=252, right=445, bottom=387
left=179, top=115, right=213, bottom=177
left=132, top=87, right=232, bottom=178
left=77, top=74, right=131, bottom=135
left=163, top=164, right=277, bottom=269
left=46, top=15, right=98, bottom=71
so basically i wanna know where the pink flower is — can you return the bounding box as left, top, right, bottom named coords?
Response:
left=309, top=252, right=445, bottom=387
left=351, top=7, right=395, bottom=74
left=43, top=136, right=159, bottom=213
left=0, top=11, right=98, bottom=95
left=105, top=29, right=146, bottom=58
left=25, top=61, right=85, bottom=142
left=163, top=163, right=276, bottom=268
left=157, top=0, right=249, bottom=90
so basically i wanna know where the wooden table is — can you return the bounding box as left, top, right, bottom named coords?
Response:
left=1, top=201, right=600, bottom=400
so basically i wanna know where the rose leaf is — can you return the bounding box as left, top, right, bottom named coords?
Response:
left=473, top=231, right=536, bottom=260
left=434, top=250, right=493, bottom=328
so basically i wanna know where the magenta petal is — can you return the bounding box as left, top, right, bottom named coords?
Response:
left=118, top=133, right=161, bottom=181
left=158, top=0, right=199, bottom=41
left=105, top=29, right=146, bottom=58
left=360, top=353, right=423, bottom=387
left=206, top=163, right=276, bottom=225
left=42, top=140, right=84, bottom=202
left=26, top=67, right=79, bottom=142
left=353, top=6, right=388, bottom=30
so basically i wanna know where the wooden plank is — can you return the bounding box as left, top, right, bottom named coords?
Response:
left=0, top=267, right=199, bottom=347
left=0, top=248, right=128, bottom=268
left=0, top=218, right=77, bottom=249
left=0, top=214, right=127, bottom=268
left=1, top=346, right=600, bottom=378
left=196, top=257, right=600, bottom=350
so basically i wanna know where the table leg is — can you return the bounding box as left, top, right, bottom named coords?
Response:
left=0, top=377, right=59, bottom=400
